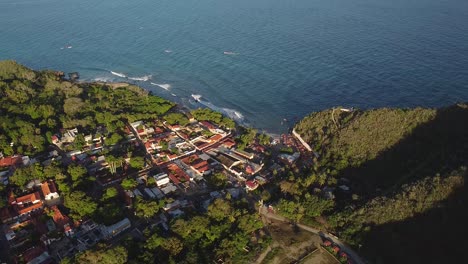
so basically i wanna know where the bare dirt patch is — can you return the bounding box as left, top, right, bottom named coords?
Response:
left=259, top=218, right=321, bottom=264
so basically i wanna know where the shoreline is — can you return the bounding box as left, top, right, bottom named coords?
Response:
left=88, top=79, right=289, bottom=136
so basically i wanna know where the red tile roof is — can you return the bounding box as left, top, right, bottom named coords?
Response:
left=246, top=180, right=259, bottom=190
left=40, top=182, right=51, bottom=197
left=16, top=201, right=43, bottom=215
left=16, top=192, right=41, bottom=205
left=223, top=138, right=236, bottom=148
left=51, top=206, right=72, bottom=229
left=167, top=163, right=190, bottom=184
left=209, top=134, right=223, bottom=142
left=200, top=121, right=216, bottom=130
left=0, top=156, right=22, bottom=167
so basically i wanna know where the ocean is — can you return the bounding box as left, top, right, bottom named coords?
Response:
left=1, top=0, right=468, bottom=133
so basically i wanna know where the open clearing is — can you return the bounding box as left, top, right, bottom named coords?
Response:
left=258, top=218, right=337, bottom=264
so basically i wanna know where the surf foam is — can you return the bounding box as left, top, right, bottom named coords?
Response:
left=128, top=75, right=152, bottom=81
left=110, top=71, right=127, bottom=78
left=151, top=82, right=171, bottom=90
left=193, top=95, right=244, bottom=122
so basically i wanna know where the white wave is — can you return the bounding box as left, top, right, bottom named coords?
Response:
left=110, top=71, right=127, bottom=78
left=93, top=76, right=113, bottom=82
left=193, top=95, right=244, bottom=122
left=150, top=82, right=171, bottom=90
left=128, top=75, right=152, bottom=81
left=191, top=94, right=202, bottom=101
left=165, top=49, right=172, bottom=53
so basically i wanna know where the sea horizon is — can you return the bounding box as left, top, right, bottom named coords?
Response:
left=1, top=0, right=468, bottom=133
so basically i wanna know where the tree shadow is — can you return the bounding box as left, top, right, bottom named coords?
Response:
left=336, top=103, right=468, bottom=263
left=359, top=168, right=468, bottom=264
left=341, top=103, right=468, bottom=194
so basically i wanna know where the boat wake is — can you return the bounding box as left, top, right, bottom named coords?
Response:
left=191, top=94, right=244, bottom=122
left=151, top=82, right=171, bottom=90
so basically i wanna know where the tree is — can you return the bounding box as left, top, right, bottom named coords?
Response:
left=106, top=155, right=123, bottom=174
left=302, top=194, right=334, bottom=218
left=237, top=213, right=263, bottom=234
left=277, top=199, right=304, bottom=222
left=64, top=191, right=97, bottom=220
left=75, top=245, right=128, bottom=264
left=134, top=197, right=161, bottom=219
left=105, top=132, right=123, bottom=146
left=102, top=187, right=118, bottom=201
left=208, top=199, right=234, bottom=222
left=129, top=156, right=145, bottom=170
left=43, top=162, right=62, bottom=179
left=164, top=113, right=189, bottom=126
left=10, top=163, right=45, bottom=187
left=145, top=233, right=165, bottom=250
left=208, top=172, right=228, bottom=188
left=67, top=164, right=87, bottom=183
left=161, top=237, right=184, bottom=256
left=258, top=133, right=271, bottom=145
left=121, top=178, right=138, bottom=190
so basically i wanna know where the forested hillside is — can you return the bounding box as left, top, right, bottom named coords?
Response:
left=295, top=104, right=468, bottom=264
left=0, top=60, right=174, bottom=156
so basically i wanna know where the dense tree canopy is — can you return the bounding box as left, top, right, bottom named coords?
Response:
left=64, top=191, right=98, bottom=220
left=0, top=60, right=174, bottom=156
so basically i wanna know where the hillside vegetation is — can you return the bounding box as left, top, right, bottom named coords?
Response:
left=295, top=104, right=468, bottom=264
left=0, top=60, right=174, bottom=155
left=295, top=105, right=468, bottom=191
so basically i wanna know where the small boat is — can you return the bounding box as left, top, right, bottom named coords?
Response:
left=223, top=51, right=236, bottom=55
left=66, top=45, right=73, bottom=49
left=164, top=49, right=172, bottom=53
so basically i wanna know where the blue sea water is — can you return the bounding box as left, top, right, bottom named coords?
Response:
left=1, top=0, right=468, bottom=133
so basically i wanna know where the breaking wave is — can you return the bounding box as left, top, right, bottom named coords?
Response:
left=128, top=75, right=152, bottom=81
left=192, top=94, right=244, bottom=122
left=150, top=82, right=171, bottom=90
left=110, top=71, right=127, bottom=78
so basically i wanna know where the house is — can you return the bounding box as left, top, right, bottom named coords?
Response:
left=233, top=149, right=254, bottom=160
left=154, top=173, right=170, bottom=187
left=101, top=218, right=131, bottom=240
left=323, top=240, right=332, bottom=247
left=222, top=138, right=236, bottom=148
left=208, top=134, right=223, bottom=143
left=332, top=245, right=340, bottom=253
left=166, top=163, right=191, bottom=185
left=21, top=246, right=52, bottom=264
left=50, top=206, right=74, bottom=236
left=14, top=192, right=43, bottom=216
left=181, top=155, right=211, bottom=175
left=161, top=183, right=177, bottom=194
left=0, top=155, right=22, bottom=167
left=40, top=181, right=59, bottom=200
left=245, top=180, right=259, bottom=191
left=200, top=121, right=216, bottom=131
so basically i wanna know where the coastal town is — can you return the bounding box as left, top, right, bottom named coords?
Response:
left=0, top=62, right=361, bottom=264
left=0, top=107, right=356, bottom=264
